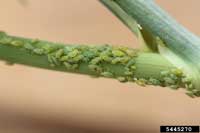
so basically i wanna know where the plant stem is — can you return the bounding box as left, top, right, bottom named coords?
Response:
left=100, top=0, right=200, bottom=96
left=1, top=32, right=190, bottom=90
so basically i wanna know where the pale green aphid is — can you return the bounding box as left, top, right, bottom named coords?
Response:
left=100, top=55, right=112, bottom=62
left=55, top=49, right=64, bottom=58
left=47, top=54, right=59, bottom=65
left=148, top=78, right=161, bottom=85
left=63, top=62, right=72, bottom=69
left=160, top=70, right=169, bottom=77
left=136, top=79, right=146, bottom=87
left=42, top=44, right=55, bottom=54
left=163, top=77, right=176, bottom=85
left=68, top=49, right=80, bottom=58
left=117, top=77, right=127, bottom=82
left=72, top=55, right=84, bottom=62
left=101, top=71, right=114, bottom=78
left=112, top=50, right=125, bottom=57
left=11, top=40, right=23, bottom=47
left=24, top=43, right=35, bottom=50
left=111, top=57, right=123, bottom=64
left=130, top=65, right=136, bottom=70
left=90, top=57, right=102, bottom=65
left=124, top=71, right=133, bottom=76
left=170, top=85, right=179, bottom=90
left=60, top=55, right=69, bottom=61
left=171, top=69, right=183, bottom=77
left=51, top=56, right=60, bottom=65
left=0, top=37, right=12, bottom=45
left=126, top=59, right=136, bottom=67
left=125, top=49, right=137, bottom=57
left=119, top=57, right=131, bottom=64
left=33, top=48, right=44, bottom=55
left=182, top=77, right=192, bottom=84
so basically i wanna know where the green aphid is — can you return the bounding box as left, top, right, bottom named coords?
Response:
left=68, top=49, right=80, bottom=58
left=111, top=57, right=122, bottom=64
left=117, top=46, right=128, bottom=52
left=170, top=85, right=179, bottom=90
left=100, top=55, right=112, bottom=62
left=0, top=37, right=12, bottom=45
left=117, top=77, right=127, bottom=82
left=90, top=57, right=101, bottom=65
left=148, top=78, right=161, bottom=85
left=169, top=73, right=178, bottom=80
left=71, top=64, right=79, bottom=70
left=88, top=64, right=102, bottom=73
left=125, top=49, right=137, bottom=57
left=130, top=65, right=137, bottom=71
left=182, top=77, right=192, bottom=84
left=63, top=46, right=74, bottom=54
left=47, top=55, right=53, bottom=64
left=60, top=55, right=69, bottom=61
left=24, top=43, right=34, bottom=50
left=160, top=70, right=169, bottom=77
left=72, top=55, right=84, bottom=62
left=163, top=77, right=176, bottom=85
left=112, top=50, right=125, bottom=57
left=48, top=55, right=59, bottom=65
left=124, top=71, right=133, bottom=76
left=11, top=40, right=23, bottom=47
left=171, top=69, right=183, bottom=77
left=63, top=62, right=72, bottom=69
left=126, top=59, right=136, bottom=67
left=42, top=45, right=54, bottom=54
left=51, top=56, right=59, bottom=65
left=136, top=79, right=146, bottom=87
left=101, top=71, right=113, bottom=78
left=119, top=57, right=131, bottom=64
left=83, top=50, right=96, bottom=59
left=33, top=48, right=44, bottom=55
left=55, top=49, right=64, bottom=58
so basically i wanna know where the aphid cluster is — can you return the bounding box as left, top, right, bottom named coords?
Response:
left=0, top=32, right=199, bottom=97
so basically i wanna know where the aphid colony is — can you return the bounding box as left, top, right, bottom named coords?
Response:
left=0, top=32, right=199, bottom=97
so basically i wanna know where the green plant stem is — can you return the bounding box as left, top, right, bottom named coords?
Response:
left=0, top=32, right=186, bottom=88
left=100, top=0, right=200, bottom=95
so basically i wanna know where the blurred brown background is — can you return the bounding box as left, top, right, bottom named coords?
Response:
left=0, top=0, right=200, bottom=133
